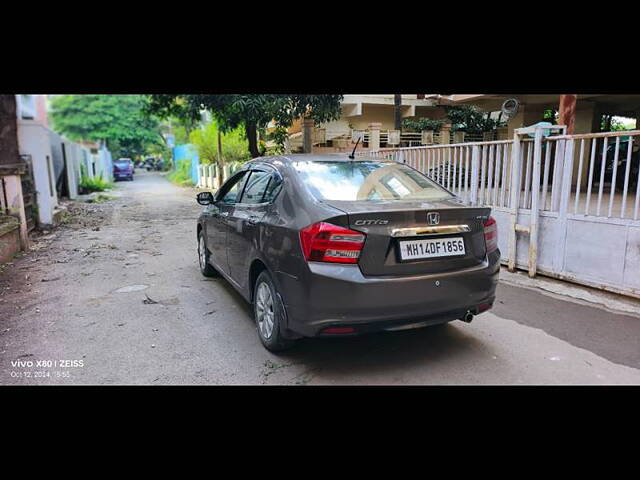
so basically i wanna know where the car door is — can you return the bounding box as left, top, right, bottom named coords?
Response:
left=226, top=167, right=282, bottom=289
left=205, top=170, right=249, bottom=275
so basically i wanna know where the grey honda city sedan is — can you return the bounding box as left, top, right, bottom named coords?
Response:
left=196, top=154, right=499, bottom=351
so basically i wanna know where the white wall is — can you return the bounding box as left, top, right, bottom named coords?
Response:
left=63, top=141, right=82, bottom=199
left=93, top=147, right=113, bottom=181
left=17, top=120, right=58, bottom=226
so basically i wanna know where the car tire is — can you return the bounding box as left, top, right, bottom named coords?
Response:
left=254, top=270, right=295, bottom=352
left=198, top=231, right=218, bottom=278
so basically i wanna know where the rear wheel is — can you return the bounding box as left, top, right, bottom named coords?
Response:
left=198, top=231, right=218, bottom=277
left=254, top=270, right=294, bottom=352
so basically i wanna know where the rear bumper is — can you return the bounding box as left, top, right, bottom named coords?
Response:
left=278, top=250, right=500, bottom=337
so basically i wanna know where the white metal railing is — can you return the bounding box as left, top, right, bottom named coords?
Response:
left=361, top=140, right=514, bottom=207
left=560, top=130, right=640, bottom=220
left=363, top=130, right=640, bottom=222
left=360, top=128, right=640, bottom=297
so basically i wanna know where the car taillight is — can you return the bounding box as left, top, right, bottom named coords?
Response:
left=299, top=222, right=366, bottom=264
left=476, top=302, right=492, bottom=313
left=483, top=216, right=498, bottom=253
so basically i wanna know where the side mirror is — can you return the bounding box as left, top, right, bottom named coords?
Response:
left=197, top=191, right=214, bottom=205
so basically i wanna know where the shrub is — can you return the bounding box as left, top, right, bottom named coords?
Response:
left=443, top=105, right=506, bottom=134
left=402, top=118, right=446, bottom=132
left=79, top=174, right=113, bottom=193
left=167, top=158, right=194, bottom=187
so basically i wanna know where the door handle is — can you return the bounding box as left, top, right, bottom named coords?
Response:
left=247, top=216, right=260, bottom=225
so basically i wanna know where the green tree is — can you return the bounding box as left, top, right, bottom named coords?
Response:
left=50, top=95, right=165, bottom=159
left=190, top=122, right=251, bottom=186
left=600, top=115, right=634, bottom=132
left=144, top=94, right=344, bottom=157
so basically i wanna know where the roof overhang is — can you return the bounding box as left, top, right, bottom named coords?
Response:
left=450, top=94, right=640, bottom=116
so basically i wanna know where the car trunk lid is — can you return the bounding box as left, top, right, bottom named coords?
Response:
left=324, top=199, right=491, bottom=276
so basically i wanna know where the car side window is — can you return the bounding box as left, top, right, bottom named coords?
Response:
left=262, top=174, right=283, bottom=203
left=239, top=170, right=273, bottom=204
left=219, top=171, right=249, bottom=204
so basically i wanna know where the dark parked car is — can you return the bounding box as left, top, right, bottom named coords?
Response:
left=592, top=137, right=640, bottom=192
left=143, top=157, right=165, bottom=171
left=113, top=158, right=134, bottom=181
left=196, top=154, right=500, bottom=351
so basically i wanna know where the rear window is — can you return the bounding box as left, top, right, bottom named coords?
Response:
left=293, top=161, right=453, bottom=202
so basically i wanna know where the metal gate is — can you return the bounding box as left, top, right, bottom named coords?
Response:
left=362, top=128, right=640, bottom=299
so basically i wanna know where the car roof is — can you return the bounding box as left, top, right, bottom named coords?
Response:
left=250, top=154, right=395, bottom=167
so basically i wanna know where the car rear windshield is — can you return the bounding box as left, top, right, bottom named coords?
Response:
left=293, top=161, right=453, bottom=201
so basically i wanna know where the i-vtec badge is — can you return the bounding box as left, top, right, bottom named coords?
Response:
left=354, top=219, right=389, bottom=226
left=426, top=212, right=440, bottom=226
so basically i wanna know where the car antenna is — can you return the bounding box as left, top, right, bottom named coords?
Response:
left=348, top=136, right=361, bottom=160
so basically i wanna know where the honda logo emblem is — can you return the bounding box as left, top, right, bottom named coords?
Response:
left=426, top=212, right=440, bottom=225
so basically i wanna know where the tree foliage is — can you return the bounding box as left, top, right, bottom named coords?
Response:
left=144, top=94, right=344, bottom=157
left=601, top=114, right=635, bottom=132
left=402, top=118, right=446, bottom=132
left=50, top=95, right=164, bottom=159
left=443, top=105, right=505, bottom=133
left=543, top=109, right=558, bottom=124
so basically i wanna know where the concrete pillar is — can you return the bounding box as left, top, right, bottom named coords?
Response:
left=439, top=123, right=451, bottom=144
left=558, top=94, right=577, bottom=135
left=302, top=117, right=314, bottom=153
left=368, top=122, right=381, bottom=151
left=2, top=175, right=29, bottom=250
left=421, top=130, right=435, bottom=145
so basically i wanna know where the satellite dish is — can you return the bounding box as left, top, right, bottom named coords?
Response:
left=501, top=98, right=520, bottom=118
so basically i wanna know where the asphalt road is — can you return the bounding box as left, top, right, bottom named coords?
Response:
left=1, top=171, right=639, bottom=385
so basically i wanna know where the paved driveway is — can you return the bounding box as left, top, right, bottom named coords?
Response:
left=1, top=171, right=639, bottom=385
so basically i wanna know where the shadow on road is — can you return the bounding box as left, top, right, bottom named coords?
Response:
left=279, top=323, right=488, bottom=380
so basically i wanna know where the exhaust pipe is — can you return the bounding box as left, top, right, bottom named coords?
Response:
left=460, top=311, right=474, bottom=323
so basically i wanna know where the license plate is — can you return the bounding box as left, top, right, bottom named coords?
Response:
left=399, top=237, right=465, bottom=261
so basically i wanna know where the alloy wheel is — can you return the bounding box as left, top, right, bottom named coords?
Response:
left=198, top=235, right=206, bottom=270
left=255, top=282, right=275, bottom=339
